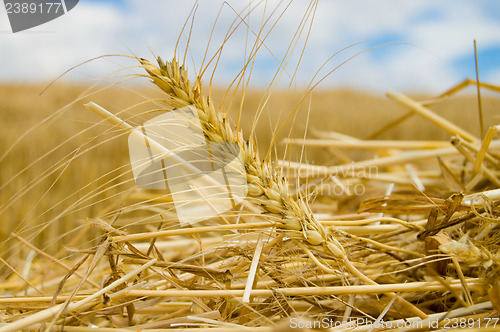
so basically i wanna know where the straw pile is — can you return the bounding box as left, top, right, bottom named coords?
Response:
left=1, top=56, right=499, bottom=331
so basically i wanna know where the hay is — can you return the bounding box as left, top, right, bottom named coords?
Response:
left=1, top=55, right=499, bottom=331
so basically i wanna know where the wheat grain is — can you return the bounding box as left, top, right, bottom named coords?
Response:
left=135, top=57, right=346, bottom=258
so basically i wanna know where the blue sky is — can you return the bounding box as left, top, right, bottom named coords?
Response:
left=0, top=0, right=499, bottom=93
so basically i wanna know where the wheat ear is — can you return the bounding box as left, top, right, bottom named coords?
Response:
left=138, top=56, right=345, bottom=259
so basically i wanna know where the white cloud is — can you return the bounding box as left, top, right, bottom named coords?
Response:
left=0, top=0, right=499, bottom=93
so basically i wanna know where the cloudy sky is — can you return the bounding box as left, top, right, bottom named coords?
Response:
left=1, top=0, right=499, bottom=93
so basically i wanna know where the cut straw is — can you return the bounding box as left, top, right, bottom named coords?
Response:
left=122, top=278, right=484, bottom=299
left=283, top=138, right=451, bottom=150
left=278, top=146, right=460, bottom=177
left=0, top=258, right=157, bottom=332
left=386, top=90, right=478, bottom=143
left=112, top=222, right=273, bottom=243
left=242, top=236, right=264, bottom=303
left=474, top=125, right=500, bottom=172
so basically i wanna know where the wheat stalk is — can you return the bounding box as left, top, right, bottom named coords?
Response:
left=136, top=56, right=346, bottom=259
left=86, top=56, right=429, bottom=320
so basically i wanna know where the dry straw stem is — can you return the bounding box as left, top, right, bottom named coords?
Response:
left=110, top=219, right=416, bottom=243
left=451, top=136, right=500, bottom=187
left=459, top=137, right=500, bottom=168
left=281, top=138, right=500, bottom=179
left=283, top=138, right=451, bottom=150
left=10, top=232, right=100, bottom=289
left=438, top=77, right=500, bottom=98
left=474, top=125, right=500, bottom=173
left=0, top=258, right=157, bottom=332
left=386, top=90, right=478, bottom=142
left=90, top=56, right=346, bottom=260
left=278, top=145, right=461, bottom=178
left=0, top=295, right=88, bottom=306
left=111, top=222, right=272, bottom=243
left=84, top=102, right=221, bottom=191
left=351, top=301, right=493, bottom=332
left=121, top=278, right=483, bottom=299
left=0, top=256, right=43, bottom=296
left=463, top=188, right=500, bottom=205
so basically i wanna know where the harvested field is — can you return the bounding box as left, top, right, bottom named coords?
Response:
left=1, top=4, right=500, bottom=332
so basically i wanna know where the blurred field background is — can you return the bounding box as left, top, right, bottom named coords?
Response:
left=1, top=81, right=499, bottom=255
